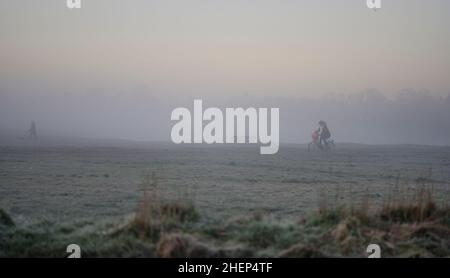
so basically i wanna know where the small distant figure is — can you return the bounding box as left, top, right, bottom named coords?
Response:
left=318, top=120, right=334, bottom=151
left=308, top=129, right=321, bottom=151
left=27, top=121, right=38, bottom=140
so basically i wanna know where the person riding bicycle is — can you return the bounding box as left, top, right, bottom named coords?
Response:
left=318, top=120, right=331, bottom=150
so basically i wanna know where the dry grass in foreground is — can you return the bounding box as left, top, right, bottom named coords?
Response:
left=1, top=178, right=449, bottom=258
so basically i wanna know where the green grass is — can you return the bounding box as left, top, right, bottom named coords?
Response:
left=1, top=185, right=449, bottom=258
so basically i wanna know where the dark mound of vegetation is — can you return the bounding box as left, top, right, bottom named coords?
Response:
left=0, top=209, right=14, bottom=227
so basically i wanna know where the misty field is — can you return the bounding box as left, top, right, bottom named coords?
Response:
left=0, top=142, right=449, bottom=257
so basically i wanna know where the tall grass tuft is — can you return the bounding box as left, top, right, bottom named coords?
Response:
left=133, top=172, right=157, bottom=240
left=129, top=172, right=199, bottom=241
left=380, top=186, right=437, bottom=223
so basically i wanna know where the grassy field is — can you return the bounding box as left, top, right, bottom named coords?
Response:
left=0, top=143, right=449, bottom=257
left=1, top=182, right=449, bottom=258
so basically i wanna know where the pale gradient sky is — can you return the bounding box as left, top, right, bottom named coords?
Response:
left=1, top=1, right=450, bottom=144
left=1, top=0, right=450, bottom=97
